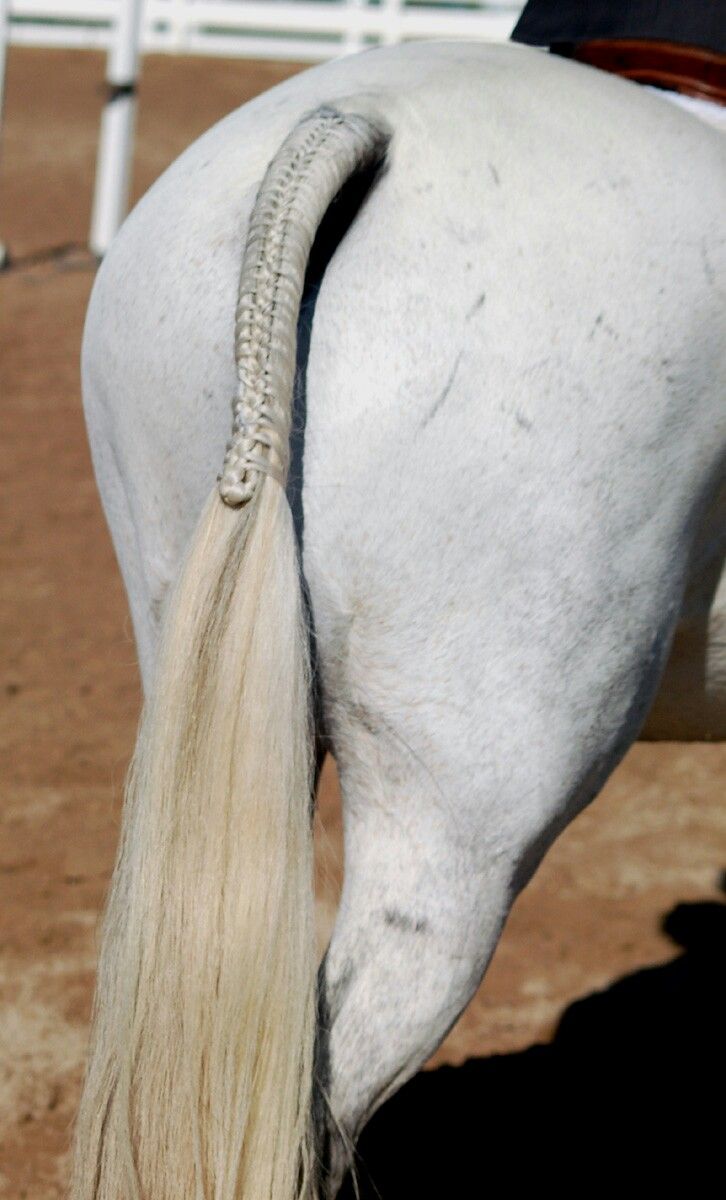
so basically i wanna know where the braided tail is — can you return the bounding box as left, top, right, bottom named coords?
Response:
left=71, top=107, right=389, bottom=1200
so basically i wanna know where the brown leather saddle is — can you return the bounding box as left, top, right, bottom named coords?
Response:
left=559, top=39, right=726, bottom=105
left=511, top=1, right=726, bottom=105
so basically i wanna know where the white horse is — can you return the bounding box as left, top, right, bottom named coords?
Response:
left=71, top=40, right=725, bottom=1200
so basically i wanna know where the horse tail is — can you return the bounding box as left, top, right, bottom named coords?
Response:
left=71, top=106, right=389, bottom=1200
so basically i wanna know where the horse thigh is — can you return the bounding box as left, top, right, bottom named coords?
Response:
left=317, top=690, right=625, bottom=1193
left=318, top=719, right=514, bottom=1192
left=314, top=541, right=686, bottom=1191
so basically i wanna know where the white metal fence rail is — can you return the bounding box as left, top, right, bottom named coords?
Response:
left=7, top=0, right=521, bottom=60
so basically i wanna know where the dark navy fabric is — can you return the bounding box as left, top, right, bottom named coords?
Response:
left=511, top=1, right=726, bottom=54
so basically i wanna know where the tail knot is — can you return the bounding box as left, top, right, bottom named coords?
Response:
left=218, top=397, right=287, bottom=507
left=217, top=104, right=388, bottom=511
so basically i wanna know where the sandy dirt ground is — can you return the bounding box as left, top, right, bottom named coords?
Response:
left=1, top=47, right=724, bottom=1199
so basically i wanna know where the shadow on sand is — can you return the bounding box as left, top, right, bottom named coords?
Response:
left=340, top=881, right=725, bottom=1196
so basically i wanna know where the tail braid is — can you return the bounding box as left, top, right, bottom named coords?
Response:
left=220, top=107, right=389, bottom=505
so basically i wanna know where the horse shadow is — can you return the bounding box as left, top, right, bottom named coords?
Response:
left=340, top=880, right=725, bottom=1196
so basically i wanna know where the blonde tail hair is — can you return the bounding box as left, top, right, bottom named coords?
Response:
left=71, top=106, right=388, bottom=1200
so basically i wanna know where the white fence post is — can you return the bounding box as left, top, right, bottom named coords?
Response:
left=168, top=0, right=190, bottom=52
left=380, top=0, right=402, bottom=46
left=342, top=0, right=365, bottom=55
left=89, top=0, right=144, bottom=257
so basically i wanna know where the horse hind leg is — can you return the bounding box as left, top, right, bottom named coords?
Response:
left=314, top=698, right=544, bottom=1194
left=313, top=603, right=678, bottom=1194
